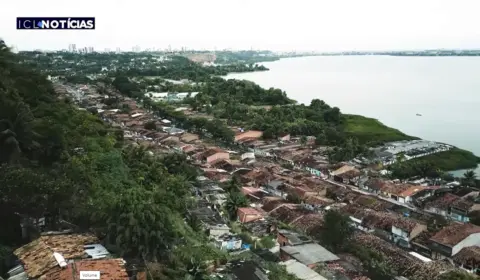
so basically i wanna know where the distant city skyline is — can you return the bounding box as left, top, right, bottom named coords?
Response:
left=2, top=0, right=480, bottom=52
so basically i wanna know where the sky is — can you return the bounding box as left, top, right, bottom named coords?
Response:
left=1, top=0, right=480, bottom=52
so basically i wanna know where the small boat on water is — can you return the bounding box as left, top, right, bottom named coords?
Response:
left=416, top=113, right=422, bottom=116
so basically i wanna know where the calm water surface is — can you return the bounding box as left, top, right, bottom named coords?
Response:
left=226, top=56, right=480, bottom=174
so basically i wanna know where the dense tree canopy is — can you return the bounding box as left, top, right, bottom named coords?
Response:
left=0, top=40, right=221, bottom=278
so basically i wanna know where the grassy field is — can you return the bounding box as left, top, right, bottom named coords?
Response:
left=343, top=114, right=418, bottom=145
left=344, top=114, right=480, bottom=171
left=411, top=147, right=480, bottom=171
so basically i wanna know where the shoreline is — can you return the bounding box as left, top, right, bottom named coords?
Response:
left=223, top=64, right=480, bottom=173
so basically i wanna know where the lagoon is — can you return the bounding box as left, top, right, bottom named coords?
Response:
left=226, top=55, right=480, bottom=175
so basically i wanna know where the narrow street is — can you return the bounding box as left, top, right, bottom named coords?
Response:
left=323, top=178, right=421, bottom=212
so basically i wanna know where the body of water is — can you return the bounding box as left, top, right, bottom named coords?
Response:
left=225, top=55, right=480, bottom=175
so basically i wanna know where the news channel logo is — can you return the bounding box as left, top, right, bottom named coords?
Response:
left=16, top=17, right=95, bottom=30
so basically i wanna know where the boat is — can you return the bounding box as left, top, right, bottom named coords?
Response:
left=416, top=113, right=422, bottom=116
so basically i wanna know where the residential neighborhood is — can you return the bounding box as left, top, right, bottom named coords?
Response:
left=3, top=44, right=479, bottom=280
left=6, top=80, right=475, bottom=280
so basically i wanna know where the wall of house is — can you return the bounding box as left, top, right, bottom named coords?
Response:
left=392, top=226, right=409, bottom=240
left=430, top=241, right=452, bottom=259
left=452, top=233, right=480, bottom=256
left=208, top=226, right=230, bottom=237
left=215, top=239, right=242, bottom=250
left=410, top=224, right=427, bottom=240
left=206, top=152, right=230, bottom=163
left=305, top=167, right=322, bottom=177
left=241, top=152, right=255, bottom=160
left=424, top=207, right=448, bottom=217
left=277, top=233, right=290, bottom=246
left=450, top=211, right=470, bottom=223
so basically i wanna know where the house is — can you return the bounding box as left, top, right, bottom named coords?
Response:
left=264, top=180, right=287, bottom=198
left=180, top=133, right=199, bottom=143
left=278, top=134, right=291, bottom=142
left=385, top=184, right=432, bottom=204
left=237, top=207, right=265, bottom=223
left=452, top=246, right=480, bottom=273
left=11, top=233, right=100, bottom=279
left=269, top=204, right=307, bottom=224
left=303, top=195, right=334, bottom=211
left=235, top=130, right=263, bottom=142
left=241, top=152, right=256, bottom=161
left=449, top=198, right=480, bottom=223
left=280, top=243, right=339, bottom=268
left=280, top=259, right=327, bottom=280
left=424, top=193, right=461, bottom=216
left=333, top=169, right=362, bottom=185
left=213, top=234, right=243, bottom=251
left=277, top=230, right=312, bottom=247
left=290, top=214, right=325, bottom=237
left=188, top=200, right=228, bottom=237
left=229, top=260, right=270, bottom=280
left=197, top=147, right=230, bottom=164
left=331, top=165, right=361, bottom=184
left=241, top=187, right=269, bottom=201
left=342, top=205, right=426, bottom=247
left=305, top=162, right=327, bottom=177
left=43, top=259, right=129, bottom=280
left=429, top=223, right=480, bottom=259
left=362, top=178, right=390, bottom=194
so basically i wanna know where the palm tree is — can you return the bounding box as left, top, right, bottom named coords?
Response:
left=225, top=192, right=248, bottom=220
left=462, top=170, right=477, bottom=188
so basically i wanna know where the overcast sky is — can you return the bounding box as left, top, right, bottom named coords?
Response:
left=1, top=0, right=480, bottom=51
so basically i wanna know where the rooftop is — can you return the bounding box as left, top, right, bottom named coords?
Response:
left=281, top=259, right=327, bottom=280
left=424, top=193, right=460, bottom=210
left=430, top=223, right=480, bottom=247
left=452, top=246, right=480, bottom=264
left=238, top=207, right=264, bottom=216
left=44, top=259, right=129, bottom=280
left=14, top=233, right=98, bottom=278
left=281, top=243, right=339, bottom=265
left=278, top=229, right=312, bottom=246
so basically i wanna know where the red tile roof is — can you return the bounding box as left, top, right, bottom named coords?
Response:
left=44, top=259, right=129, bottom=280
left=430, top=223, right=480, bottom=247
left=424, top=193, right=460, bottom=210
left=238, top=207, right=264, bottom=216
left=14, top=233, right=98, bottom=278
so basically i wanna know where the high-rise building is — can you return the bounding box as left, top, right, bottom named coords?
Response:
left=116, top=47, right=121, bottom=53
left=68, top=44, right=77, bottom=53
left=88, top=46, right=94, bottom=53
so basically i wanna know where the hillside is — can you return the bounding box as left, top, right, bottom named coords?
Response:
left=0, top=40, right=223, bottom=278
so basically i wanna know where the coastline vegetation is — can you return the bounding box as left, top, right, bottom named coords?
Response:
left=410, top=147, right=480, bottom=172
left=16, top=49, right=480, bottom=172
left=343, top=114, right=418, bottom=145
left=0, top=40, right=232, bottom=279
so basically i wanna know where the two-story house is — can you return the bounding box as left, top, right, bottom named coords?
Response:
left=429, top=223, right=480, bottom=260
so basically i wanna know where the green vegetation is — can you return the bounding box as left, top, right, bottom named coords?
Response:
left=438, top=271, right=478, bottom=280
left=389, top=148, right=480, bottom=179
left=0, top=40, right=228, bottom=279
left=17, top=52, right=270, bottom=82
left=411, top=147, right=480, bottom=171
left=213, top=50, right=281, bottom=64
left=343, top=114, right=418, bottom=145
left=320, top=210, right=354, bottom=252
